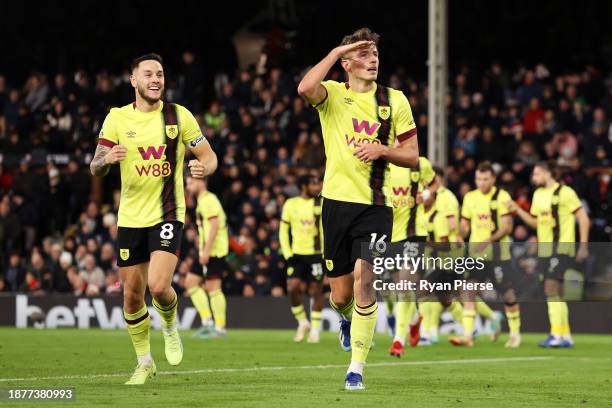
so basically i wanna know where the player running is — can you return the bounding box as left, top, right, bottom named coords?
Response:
left=507, top=161, right=590, bottom=348
left=186, top=176, right=229, bottom=338
left=90, top=53, right=217, bottom=384
left=298, top=28, right=419, bottom=390
left=450, top=162, right=521, bottom=348
left=280, top=174, right=324, bottom=343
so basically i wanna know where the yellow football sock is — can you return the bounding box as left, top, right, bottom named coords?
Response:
left=351, top=301, right=378, bottom=364
left=448, top=301, right=464, bottom=323
left=152, top=294, right=178, bottom=328
left=311, top=310, right=322, bottom=332
left=330, top=297, right=354, bottom=321
left=547, top=299, right=562, bottom=336
left=124, top=305, right=151, bottom=357
left=462, top=308, right=476, bottom=338
left=475, top=300, right=494, bottom=320
left=419, top=302, right=432, bottom=333
left=429, top=302, right=444, bottom=333
left=209, top=289, right=227, bottom=329
left=394, top=301, right=416, bottom=344
left=291, top=304, right=307, bottom=323
left=386, top=299, right=395, bottom=315
left=506, top=308, right=521, bottom=335
left=558, top=301, right=571, bottom=337
left=187, top=286, right=212, bottom=322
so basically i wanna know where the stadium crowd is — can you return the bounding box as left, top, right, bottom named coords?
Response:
left=0, top=54, right=610, bottom=296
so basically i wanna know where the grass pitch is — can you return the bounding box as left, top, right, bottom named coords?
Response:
left=0, top=328, right=610, bottom=407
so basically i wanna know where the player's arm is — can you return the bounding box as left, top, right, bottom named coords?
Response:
left=90, top=143, right=126, bottom=176
left=575, top=207, right=590, bottom=261
left=279, top=220, right=293, bottom=260
left=200, top=216, right=219, bottom=263
left=297, top=40, right=374, bottom=106
left=489, top=214, right=513, bottom=242
left=188, top=138, right=217, bottom=178
left=429, top=236, right=451, bottom=252
left=460, top=217, right=470, bottom=238
left=506, top=200, right=538, bottom=229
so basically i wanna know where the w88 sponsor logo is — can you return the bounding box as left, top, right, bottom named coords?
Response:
left=135, top=161, right=172, bottom=177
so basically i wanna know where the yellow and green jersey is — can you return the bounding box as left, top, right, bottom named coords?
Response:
left=436, top=186, right=461, bottom=244
left=530, top=183, right=582, bottom=257
left=390, top=156, right=435, bottom=242
left=461, top=187, right=512, bottom=260
left=280, top=196, right=323, bottom=258
left=98, top=101, right=202, bottom=227
left=314, top=80, right=417, bottom=206
left=195, top=191, right=229, bottom=258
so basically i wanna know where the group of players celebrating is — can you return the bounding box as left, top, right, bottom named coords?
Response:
left=92, top=27, right=591, bottom=390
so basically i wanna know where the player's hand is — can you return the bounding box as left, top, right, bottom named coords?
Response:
left=188, top=160, right=207, bottom=178
left=576, top=244, right=589, bottom=262
left=333, top=40, right=375, bottom=59
left=353, top=142, right=387, bottom=162
left=104, top=145, right=127, bottom=165
left=199, top=253, right=210, bottom=265
left=505, top=200, right=518, bottom=212
left=473, top=240, right=491, bottom=253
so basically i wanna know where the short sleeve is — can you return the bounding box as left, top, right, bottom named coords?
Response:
left=420, top=157, right=435, bottom=186
left=529, top=191, right=540, bottom=216
left=438, top=191, right=457, bottom=218
left=561, top=186, right=582, bottom=213
left=178, top=105, right=203, bottom=144
left=97, top=110, right=118, bottom=147
left=461, top=194, right=472, bottom=219
left=393, top=91, right=417, bottom=142
left=206, top=196, right=222, bottom=219
left=498, top=190, right=511, bottom=216
left=281, top=200, right=292, bottom=223
left=313, top=80, right=338, bottom=113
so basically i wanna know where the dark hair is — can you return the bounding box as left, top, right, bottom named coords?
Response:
left=432, top=165, right=445, bottom=178
left=297, top=174, right=313, bottom=188
left=534, top=160, right=559, bottom=180
left=339, top=27, right=380, bottom=48
left=131, top=53, right=163, bottom=71
left=476, top=161, right=495, bottom=176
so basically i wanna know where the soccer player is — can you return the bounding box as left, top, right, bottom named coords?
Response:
left=418, top=166, right=464, bottom=345
left=280, top=174, right=324, bottom=343
left=90, top=53, right=217, bottom=384
left=185, top=176, right=229, bottom=338
left=506, top=161, right=590, bottom=347
left=450, top=162, right=521, bottom=348
left=297, top=28, right=419, bottom=390
left=387, top=156, right=438, bottom=357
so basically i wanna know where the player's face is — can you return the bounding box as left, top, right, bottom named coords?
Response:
left=131, top=60, right=164, bottom=104
left=307, top=178, right=322, bottom=197
left=531, top=166, right=549, bottom=187
left=344, top=45, right=379, bottom=81
left=475, top=170, right=495, bottom=193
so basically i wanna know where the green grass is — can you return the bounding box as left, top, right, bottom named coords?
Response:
left=0, top=329, right=611, bottom=408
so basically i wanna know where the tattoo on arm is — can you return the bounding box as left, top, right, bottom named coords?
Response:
left=90, top=144, right=110, bottom=176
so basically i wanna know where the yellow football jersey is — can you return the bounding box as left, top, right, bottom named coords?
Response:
left=461, top=187, right=512, bottom=260
left=314, top=80, right=417, bottom=206
left=280, top=196, right=323, bottom=257
left=98, top=102, right=202, bottom=228
left=195, top=191, right=229, bottom=258
left=436, top=186, right=461, bottom=243
left=390, top=157, right=435, bottom=242
left=530, top=183, right=582, bottom=257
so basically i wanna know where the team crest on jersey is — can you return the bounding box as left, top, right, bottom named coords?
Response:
left=165, top=125, right=178, bottom=139
left=325, top=260, right=334, bottom=271
left=120, top=249, right=130, bottom=261
left=410, top=171, right=420, bottom=183
left=378, top=106, right=391, bottom=120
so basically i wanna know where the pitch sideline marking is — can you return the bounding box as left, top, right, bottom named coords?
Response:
left=0, top=356, right=554, bottom=383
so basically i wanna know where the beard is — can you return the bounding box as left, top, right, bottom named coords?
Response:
left=136, top=84, right=163, bottom=104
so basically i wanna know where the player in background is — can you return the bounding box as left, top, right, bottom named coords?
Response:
left=185, top=176, right=229, bottom=338
left=418, top=166, right=464, bottom=345
left=298, top=28, right=419, bottom=390
left=90, top=53, right=217, bottom=384
left=450, top=162, right=521, bottom=348
left=507, top=161, right=590, bottom=347
left=280, top=174, right=324, bottom=343
left=387, top=156, right=438, bottom=357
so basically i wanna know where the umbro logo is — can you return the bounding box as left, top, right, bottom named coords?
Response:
left=126, top=131, right=136, bottom=138
left=344, top=97, right=354, bottom=105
